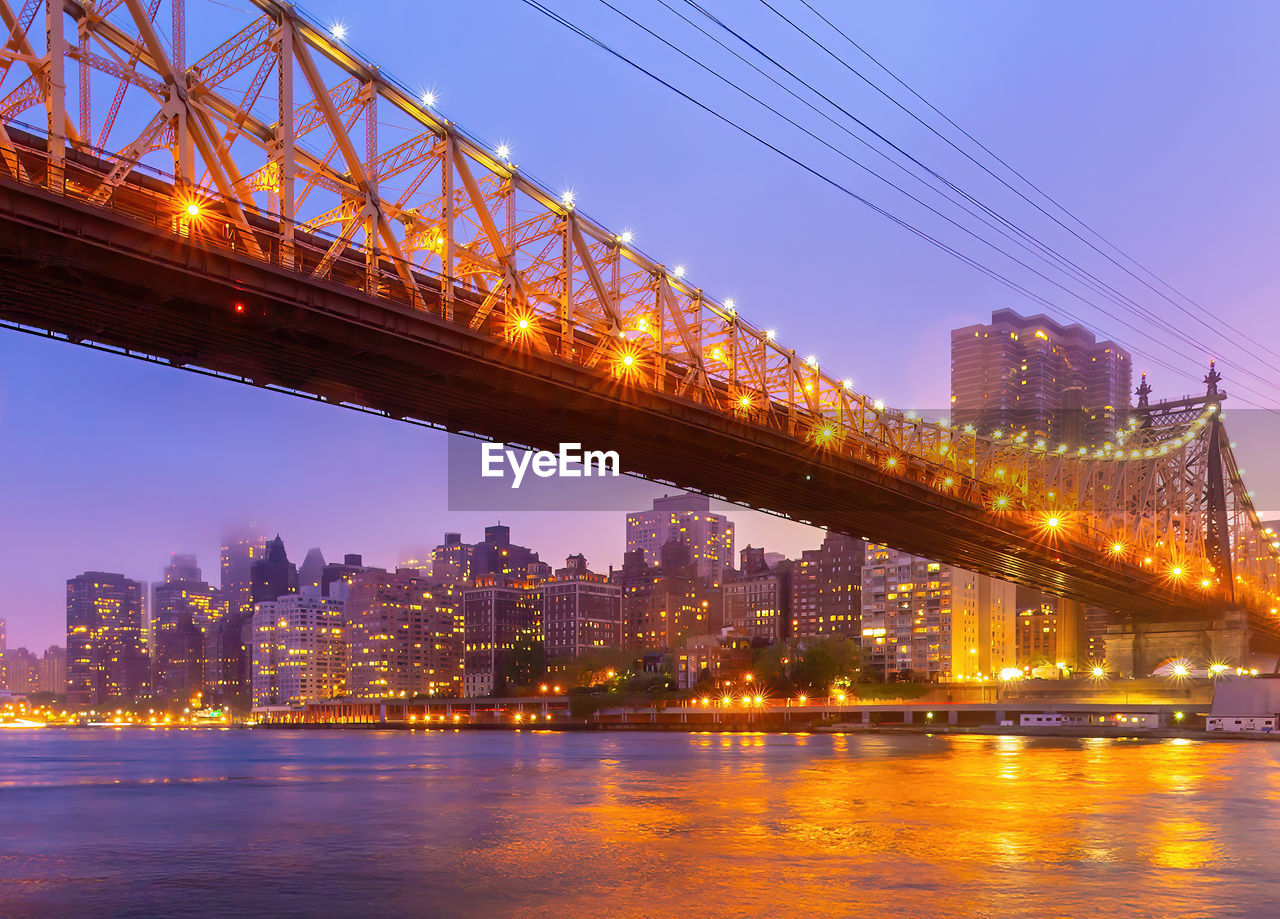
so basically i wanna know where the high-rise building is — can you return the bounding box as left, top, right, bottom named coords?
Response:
left=298, top=548, right=327, bottom=593
left=321, top=554, right=381, bottom=599
left=66, top=572, right=149, bottom=708
left=619, top=543, right=720, bottom=652
left=1015, top=587, right=1058, bottom=668
left=39, top=646, right=66, bottom=695
left=723, top=557, right=792, bottom=644
left=208, top=525, right=265, bottom=709
left=791, top=531, right=865, bottom=639
left=1, top=646, right=40, bottom=694
left=220, top=525, right=265, bottom=624
left=860, top=546, right=1016, bottom=681
left=251, top=588, right=347, bottom=708
left=626, top=493, right=734, bottom=582
left=951, top=309, right=1132, bottom=446
left=543, top=555, right=621, bottom=663
left=463, top=574, right=542, bottom=697
left=431, top=533, right=473, bottom=585
left=346, top=570, right=464, bottom=698
left=151, top=554, right=217, bottom=708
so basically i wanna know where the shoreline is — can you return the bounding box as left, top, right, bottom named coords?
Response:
left=242, top=720, right=1280, bottom=742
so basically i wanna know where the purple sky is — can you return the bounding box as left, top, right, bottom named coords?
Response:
left=2, top=0, right=1278, bottom=649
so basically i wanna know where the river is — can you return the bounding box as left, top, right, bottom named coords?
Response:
left=0, top=729, right=1276, bottom=918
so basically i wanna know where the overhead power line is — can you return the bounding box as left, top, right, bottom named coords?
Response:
left=518, top=0, right=1276, bottom=408
left=768, top=0, right=1280, bottom=373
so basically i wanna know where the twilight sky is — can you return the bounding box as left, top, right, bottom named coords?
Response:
left=2, top=0, right=1278, bottom=648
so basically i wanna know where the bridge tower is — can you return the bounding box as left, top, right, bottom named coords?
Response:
left=1103, top=363, right=1254, bottom=676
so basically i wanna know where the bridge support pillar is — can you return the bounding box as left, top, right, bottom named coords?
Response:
left=1104, top=612, right=1250, bottom=677
left=1057, top=598, right=1088, bottom=671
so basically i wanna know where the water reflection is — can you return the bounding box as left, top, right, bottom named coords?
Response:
left=0, top=730, right=1275, bottom=918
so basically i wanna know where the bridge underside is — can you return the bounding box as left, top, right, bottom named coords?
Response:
left=0, top=174, right=1264, bottom=637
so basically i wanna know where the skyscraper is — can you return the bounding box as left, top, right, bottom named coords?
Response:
left=626, top=493, right=734, bottom=582
left=152, top=554, right=217, bottom=708
left=220, top=524, right=265, bottom=624
left=951, top=309, right=1132, bottom=446
left=66, top=572, right=149, bottom=708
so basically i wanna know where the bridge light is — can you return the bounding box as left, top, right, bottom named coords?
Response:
left=723, top=297, right=736, bottom=312
left=330, top=22, right=347, bottom=41
left=738, top=394, right=752, bottom=409
left=672, top=264, right=686, bottom=279
left=618, top=230, right=634, bottom=244
left=185, top=202, right=201, bottom=217
left=1045, top=516, right=1061, bottom=528
left=998, top=667, right=1023, bottom=681
left=1200, top=578, right=1212, bottom=588
left=885, top=456, right=897, bottom=468
left=1091, top=666, right=1105, bottom=678
left=1110, top=542, right=1125, bottom=555
left=993, top=495, right=1009, bottom=510
left=711, top=348, right=723, bottom=362
left=517, top=317, right=530, bottom=330
left=765, top=329, right=777, bottom=340
left=1170, top=566, right=1184, bottom=578
left=495, top=143, right=512, bottom=161
left=560, top=189, right=575, bottom=208
left=420, top=91, right=437, bottom=108
left=943, top=476, right=954, bottom=486
left=1171, top=662, right=1189, bottom=678
left=805, top=354, right=818, bottom=369
left=841, top=379, right=853, bottom=390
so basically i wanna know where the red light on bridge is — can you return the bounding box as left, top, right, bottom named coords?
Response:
left=234, top=302, right=245, bottom=314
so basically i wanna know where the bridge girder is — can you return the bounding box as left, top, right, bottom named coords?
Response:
left=0, top=0, right=1274, bottom=631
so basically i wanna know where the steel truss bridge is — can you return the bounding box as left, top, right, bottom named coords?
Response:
left=0, top=0, right=1276, bottom=654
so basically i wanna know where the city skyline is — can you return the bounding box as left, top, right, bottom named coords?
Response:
left=3, top=0, right=1279, bottom=649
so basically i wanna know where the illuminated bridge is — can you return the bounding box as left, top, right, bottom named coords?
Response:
left=0, top=0, right=1277, bottom=666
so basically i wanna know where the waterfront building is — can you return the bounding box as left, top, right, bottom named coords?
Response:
left=462, top=573, right=542, bottom=697
left=220, top=525, right=265, bottom=625
left=860, top=546, right=1016, bottom=681
left=620, top=543, right=719, bottom=652
left=251, top=588, right=347, bottom=708
left=1, top=646, right=39, bottom=694
left=791, top=531, right=865, bottom=639
left=151, top=554, right=217, bottom=708
left=39, top=645, right=66, bottom=695
left=625, top=493, right=734, bottom=582
left=66, top=571, right=149, bottom=707
left=542, top=555, right=621, bottom=663
left=951, top=308, right=1132, bottom=446
left=723, top=551, right=791, bottom=644
left=675, top=631, right=753, bottom=690
left=1016, top=587, right=1058, bottom=667
left=346, top=569, right=464, bottom=699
